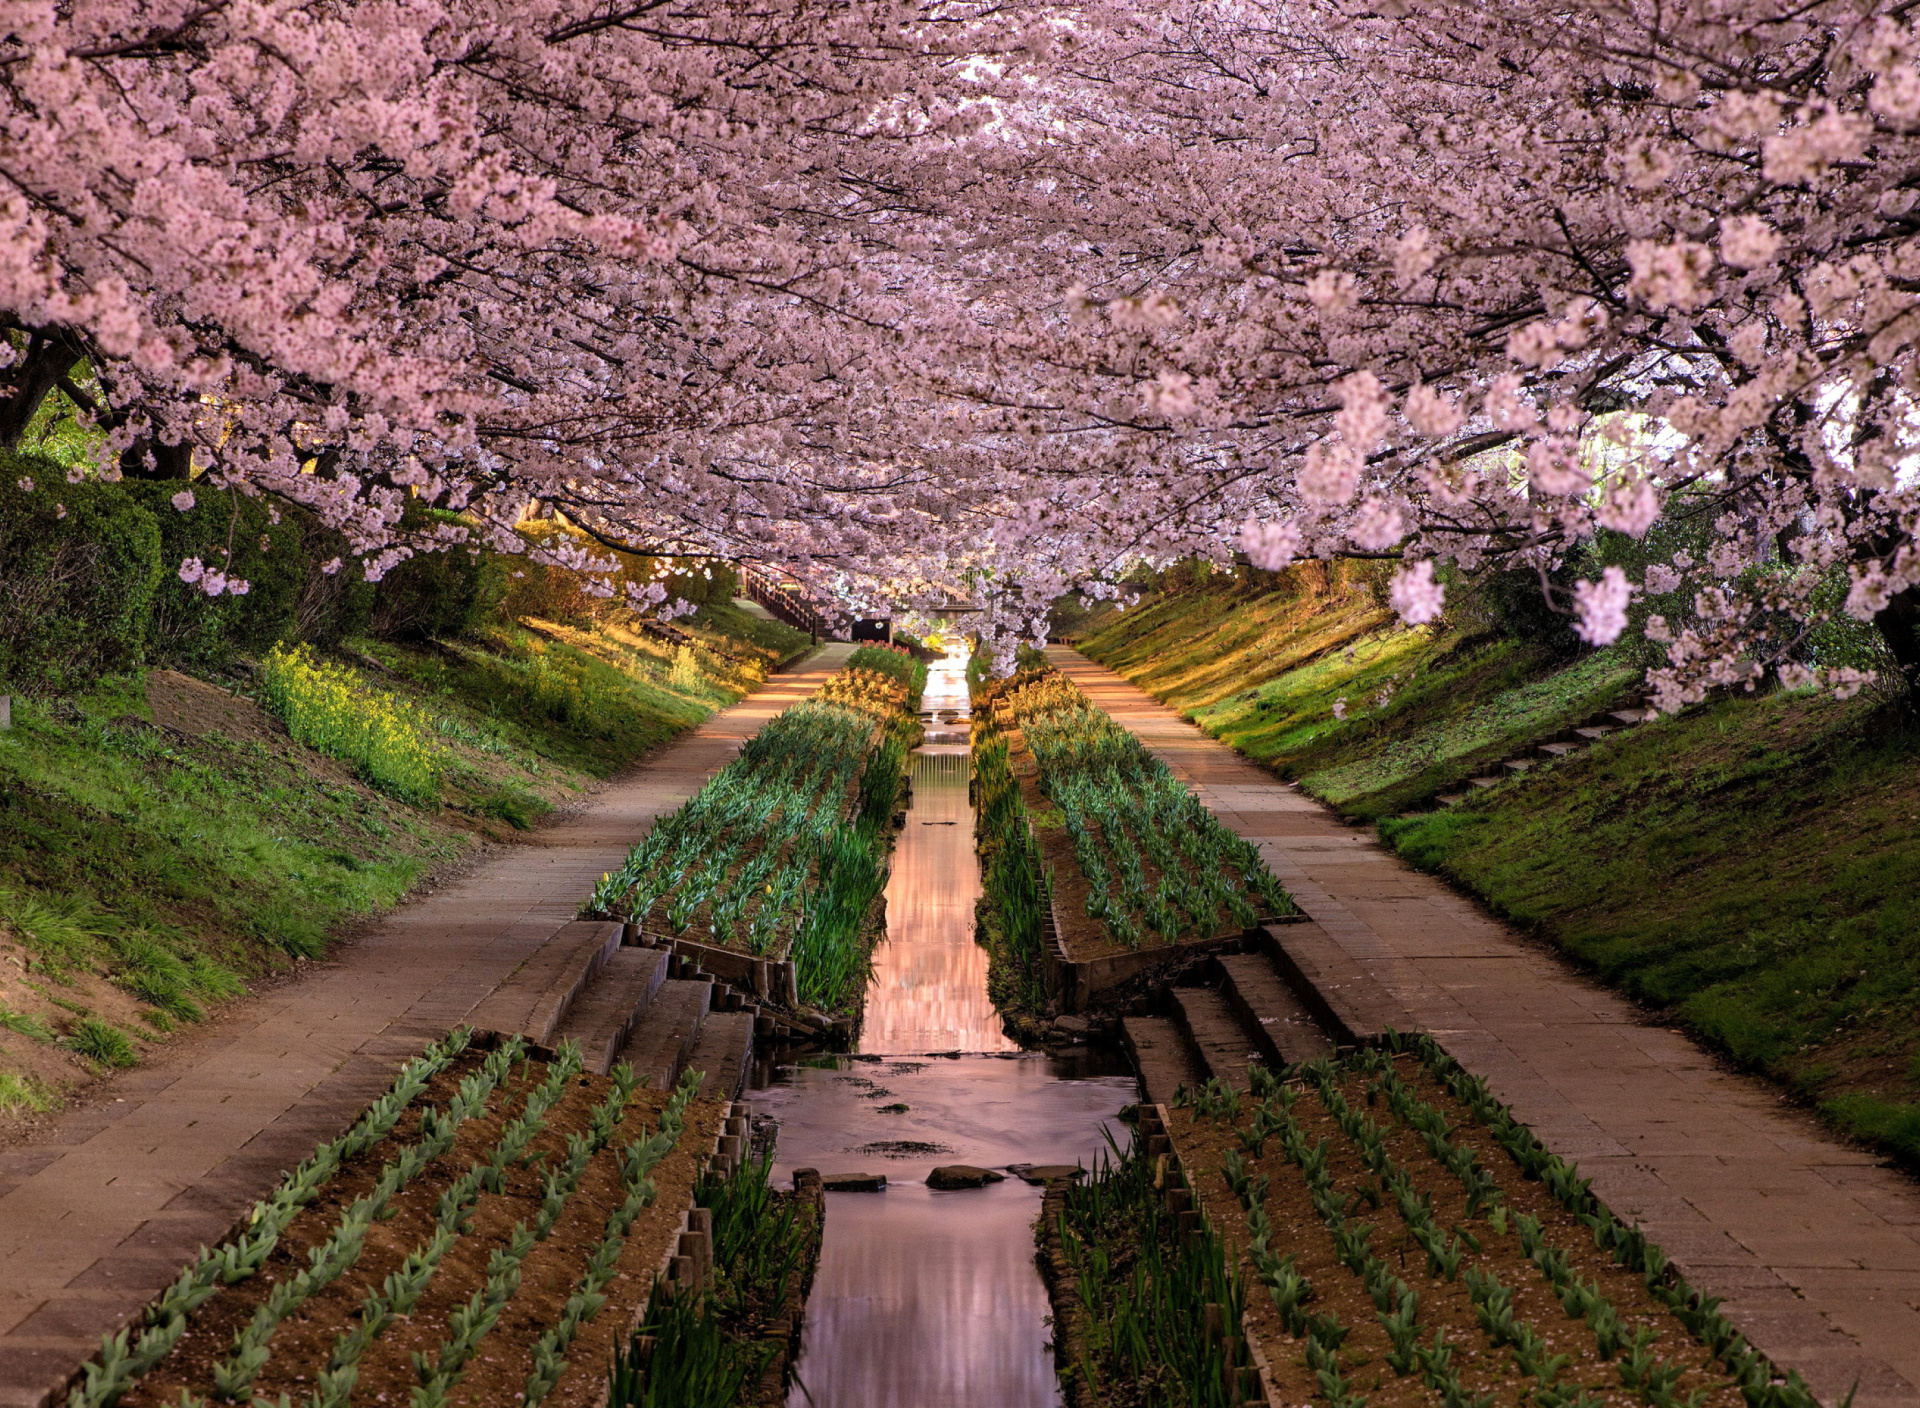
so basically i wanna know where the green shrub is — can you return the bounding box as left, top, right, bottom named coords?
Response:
left=68, top=1017, right=138, bottom=1069
left=120, top=480, right=310, bottom=666
left=0, top=458, right=163, bottom=691
left=256, top=643, right=443, bottom=805
left=370, top=505, right=506, bottom=641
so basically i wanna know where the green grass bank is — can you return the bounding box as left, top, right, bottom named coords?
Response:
left=0, top=606, right=809, bottom=1125
left=1076, top=568, right=1920, bottom=1167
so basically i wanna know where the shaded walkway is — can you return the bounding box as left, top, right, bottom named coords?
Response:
left=1050, top=647, right=1920, bottom=1408
left=0, top=644, right=853, bottom=1407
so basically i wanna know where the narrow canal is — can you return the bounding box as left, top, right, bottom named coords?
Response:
left=758, top=653, right=1135, bottom=1408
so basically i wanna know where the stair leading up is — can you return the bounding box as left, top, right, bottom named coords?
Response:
left=685, top=1010, right=756, bottom=1102
left=617, top=977, right=714, bottom=1092
left=1218, top=954, right=1336, bottom=1067
left=466, top=919, right=623, bottom=1048
left=550, top=946, right=671, bottom=1074
left=1121, top=1015, right=1207, bottom=1108
left=1170, top=988, right=1262, bottom=1093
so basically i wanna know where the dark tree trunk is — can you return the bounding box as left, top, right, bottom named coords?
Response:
left=119, top=436, right=194, bottom=479
left=1873, top=585, right=1920, bottom=705
left=0, top=331, right=84, bottom=450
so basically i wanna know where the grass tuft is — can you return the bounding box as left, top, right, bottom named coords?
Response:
left=67, top=1017, right=139, bottom=1069
left=0, top=1071, right=54, bottom=1113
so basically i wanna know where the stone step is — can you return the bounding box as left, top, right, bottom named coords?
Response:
left=1170, top=987, right=1261, bottom=1092
left=550, top=947, right=671, bottom=1075
left=616, top=977, right=713, bottom=1092
left=1501, top=758, right=1534, bottom=774
left=1467, top=776, right=1501, bottom=789
left=1572, top=725, right=1614, bottom=740
left=465, top=919, right=623, bottom=1047
left=1120, top=1015, right=1207, bottom=1109
left=683, top=1010, right=755, bottom=1102
left=1537, top=741, right=1580, bottom=757
left=1218, top=953, right=1336, bottom=1068
left=1260, top=920, right=1416, bottom=1047
left=1608, top=709, right=1650, bottom=725
left=1436, top=792, right=1467, bottom=807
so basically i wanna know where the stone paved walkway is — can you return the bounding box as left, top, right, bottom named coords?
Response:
left=1051, top=647, right=1920, bottom=1408
left=0, top=644, right=853, bottom=1408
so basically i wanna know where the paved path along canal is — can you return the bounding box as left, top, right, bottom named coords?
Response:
left=1050, top=646, right=1920, bottom=1408
left=0, top=644, right=854, bottom=1408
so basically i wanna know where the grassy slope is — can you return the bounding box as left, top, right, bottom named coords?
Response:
left=1078, top=580, right=1920, bottom=1165
left=0, top=604, right=809, bottom=1117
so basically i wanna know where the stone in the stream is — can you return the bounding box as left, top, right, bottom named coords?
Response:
left=1051, top=1014, right=1092, bottom=1036
left=1008, top=1164, right=1086, bottom=1185
left=821, top=1172, right=887, bottom=1192
left=927, top=1164, right=1006, bottom=1190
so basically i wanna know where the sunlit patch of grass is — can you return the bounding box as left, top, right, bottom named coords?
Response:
left=0, top=1071, right=55, bottom=1113
left=477, top=785, right=552, bottom=831
left=258, top=644, right=444, bottom=805
left=0, top=888, right=106, bottom=978
left=0, top=1004, right=56, bottom=1042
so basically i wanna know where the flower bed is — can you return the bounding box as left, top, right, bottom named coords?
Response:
left=74, top=1030, right=727, bottom=1408
left=976, top=668, right=1294, bottom=964
left=585, top=667, right=916, bottom=1012
left=1049, top=1039, right=1823, bottom=1408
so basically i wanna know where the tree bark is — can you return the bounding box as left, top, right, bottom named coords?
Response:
left=0, top=331, right=84, bottom=450
left=1873, top=586, right=1920, bottom=706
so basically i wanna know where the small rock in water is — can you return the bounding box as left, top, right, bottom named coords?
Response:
left=821, top=1172, right=887, bottom=1192
left=1008, top=1163, right=1086, bottom=1185
left=1052, top=1014, right=1092, bottom=1035
left=927, top=1164, right=1006, bottom=1191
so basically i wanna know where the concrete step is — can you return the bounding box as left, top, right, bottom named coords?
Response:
left=1169, top=988, right=1261, bottom=1092
left=1120, top=1015, right=1207, bottom=1109
left=465, top=919, right=623, bottom=1047
left=616, top=977, right=713, bottom=1092
left=683, top=1010, right=755, bottom=1102
left=1260, top=920, right=1416, bottom=1047
left=1218, top=954, right=1336, bottom=1068
left=1608, top=709, right=1649, bottom=725
left=1501, top=758, right=1534, bottom=774
left=1436, top=793, right=1467, bottom=807
left=1467, top=776, right=1501, bottom=789
left=1538, top=741, right=1580, bottom=757
left=1573, top=725, right=1614, bottom=740
left=550, top=947, right=671, bottom=1075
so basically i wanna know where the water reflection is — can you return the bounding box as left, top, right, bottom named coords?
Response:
left=767, top=650, right=1137, bottom=1408
left=763, top=1055, right=1134, bottom=1408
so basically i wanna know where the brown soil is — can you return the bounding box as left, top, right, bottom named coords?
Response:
left=119, top=1048, right=725, bottom=1408
left=1169, top=1059, right=1746, bottom=1408
left=146, top=670, right=291, bottom=750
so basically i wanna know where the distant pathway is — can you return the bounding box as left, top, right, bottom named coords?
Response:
left=0, top=644, right=853, bottom=1408
left=1051, top=647, right=1920, bottom=1408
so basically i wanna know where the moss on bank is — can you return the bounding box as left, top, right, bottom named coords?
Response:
left=1078, top=576, right=1920, bottom=1167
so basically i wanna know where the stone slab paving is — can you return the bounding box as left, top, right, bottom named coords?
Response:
left=1050, top=647, right=1920, bottom=1408
left=0, top=644, right=853, bottom=1408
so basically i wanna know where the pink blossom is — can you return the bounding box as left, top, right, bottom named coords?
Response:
left=171, top=490, right=195, bottom=512
left=16, top=477, right=31, bottom=492
left=321, top=557, right=343, bottom=576
left=1350, top=498, right=1406, bottom=552
left=54, top=502, right=66, bottom=519
left=1626, top=239, right=1714, bottom=311
left=1305, top=270, right=1358, bottom=314
left=1298, top=441, right=1362, bottom=506
left=1572, top=567, right=1632, bottom=646
left=1596, top=477, right=1661, bottom=537
left=1719, top=216, right=1780, bottom=269
left=1393, top=227, right=1436, bottom=287
left=201, top=570, right=228, bottom=597
left=1331, top=697, right=1348, bottom=720
left=1389, top=560, right=1446, bottom=625
left=1527, top=439, right=1589, bottom=497
left=1239, top=518, right=1302, bottom=570
left=228, top=578, right=251, bottom=596
left=1143, top=369, right=1197, bottom=418
left=178, top=557, right=205, bottom=585
left=1644, top=564, right=1683, bottom=595
left=1336, top=372, right=1389, bottom=452
left=1404, top=385, right=1464, bottom=437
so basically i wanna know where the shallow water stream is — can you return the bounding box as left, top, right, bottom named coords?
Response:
left=757, top=655, right=1135, bottom=1408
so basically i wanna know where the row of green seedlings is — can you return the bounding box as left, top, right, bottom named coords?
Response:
left=1382, top=1034, right=1825, bottom=1408
left=973, top=727, right=1052, bottom=1013
left=607, top=1149, right=820, bottom=1408
left=1051, top=1135, right=1258, bottom=1408
left=70, top=1038, right=703, bottom=1408
left=584, top=696, right=905, bottom=1009
left=845, top=643, right=930, bottom=710
left=66, top=1028, right=485, bottom=1408
left=1006, top=674, right=1293, bottom=949
left=1196, top=1049, right=1818, bottom=1408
